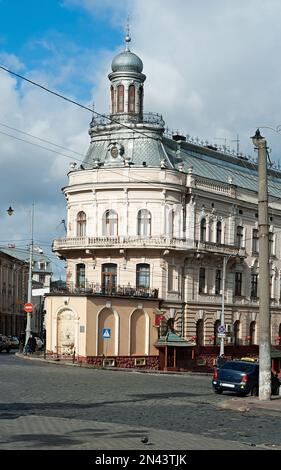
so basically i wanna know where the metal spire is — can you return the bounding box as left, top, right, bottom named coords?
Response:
left=125, top=17, right=131, bottom=51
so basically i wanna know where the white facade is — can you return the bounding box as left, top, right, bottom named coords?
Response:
left=51, top=34, right=281, bottom=354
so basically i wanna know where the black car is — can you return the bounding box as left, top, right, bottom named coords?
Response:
left=212, top=359, right=280, bottom=396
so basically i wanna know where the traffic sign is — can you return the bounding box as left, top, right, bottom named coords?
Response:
left=218, top=324, right=225, bottom=334
left=102, top=328, right=111, bottom=339
left=217, top=333, right=226, bottom=338
left=24, top=303, right=33, bottom=313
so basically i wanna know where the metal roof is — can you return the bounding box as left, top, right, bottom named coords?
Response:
left=0, top=247, right=51, bottom=267
left=163, top=137, right=281, bottom=198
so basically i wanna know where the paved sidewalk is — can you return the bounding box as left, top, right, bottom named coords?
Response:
left=220, top=395, right=281, bottom=413
left=0, top=415, right=254, bottom=450
left=15, top=352, right=213, bottom=376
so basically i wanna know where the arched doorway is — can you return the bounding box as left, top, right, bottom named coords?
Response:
left=101, top=263, right=117, bottom=294
left=196, top=319, right=204, bottom=346
left=234, top=320, right=240, bottom=346
left=249, top=321, right=256, bottom=345
left=130, top=309, right=147, bottom=355
left=98, top=308, right=115, bottom=356
left=214, top=320, right=220, bottom=346
left=57, top=309, right=76, bottom=356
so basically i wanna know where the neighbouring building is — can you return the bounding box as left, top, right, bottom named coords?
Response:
left=0, top=248, right=27, bottom=336
left=0, top=245, right=52, bottom=337
left=46, top=33, right=281, bottom=370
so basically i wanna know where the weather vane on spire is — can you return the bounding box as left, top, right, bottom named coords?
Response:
left=125, top=16, right=131, bottom=51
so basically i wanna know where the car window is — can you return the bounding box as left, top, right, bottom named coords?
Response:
left=221, top=362, right=256, bottom=372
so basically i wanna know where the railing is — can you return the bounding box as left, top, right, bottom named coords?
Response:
left=90, top=112, right=165, bottom=128
left=195, top=241, right=246, bottom=257
left=53, top=236, right=193, bottom=250
left=53, top=236, right=245, bottom=256
left=51, top=283, right=159, bottom=299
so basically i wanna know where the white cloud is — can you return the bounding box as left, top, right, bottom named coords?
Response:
left=2, top=0, right=281, bottom=276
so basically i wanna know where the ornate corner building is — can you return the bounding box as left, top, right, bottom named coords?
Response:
left=45, top=33, right=281, bottom=370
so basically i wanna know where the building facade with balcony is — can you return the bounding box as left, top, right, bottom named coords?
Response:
left=46, top=33, right=281, bottom=369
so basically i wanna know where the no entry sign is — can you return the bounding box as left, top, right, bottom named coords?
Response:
left=24, top=303, right=33, bottom=313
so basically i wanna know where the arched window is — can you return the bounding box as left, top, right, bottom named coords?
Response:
left=216, top=221, right=222, bottom=244
left=139, top=86, right=143, bottom=116
left=101, top=263, right=117, bottom=294
left=77, top=211, right=86, bottom=237
left=200, top=218, right=206, bottom=241
left=137, top=209, right=151, bottom=236
left=236, top=225, right=243, bottom=248
left=169, top=210, right=175, bottom=238
left=269, top=231, right=274, bottom=256
left=196, top=319, right=204, bottom=346
left=214, top=320, right=220, bottom=346
left=249, top=321, right=256, bottom=345
left=103, top=210, right=118, bottom=236
left=128, top=84, right=135, bottom=113
left=234, top=320, right=240, bottom=346
left=76, top=263, right=85, bottom=288
left=136, top=263, right=150, bottom=289
left=110, top=86, right=115, bottom=114
left=117, top=85, right=124, bottom=113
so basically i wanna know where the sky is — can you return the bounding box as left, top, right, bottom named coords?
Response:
left=1, top=0, right=281, bottom=278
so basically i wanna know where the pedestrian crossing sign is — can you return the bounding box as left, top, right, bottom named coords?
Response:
left=102, top=328, right=111, bottom=339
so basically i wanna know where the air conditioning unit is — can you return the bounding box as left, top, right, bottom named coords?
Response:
left=103, top=358, right=116, bottom=367
left=225, top=324, right=234, bottom=334
left=227, top=337, right=234, bottom=344
left=134, top=358, right=146, bottom=366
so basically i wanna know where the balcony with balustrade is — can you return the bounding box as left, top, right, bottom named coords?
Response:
left=53, top=235, right=193, bottom=252
left=50, top=282, right=159, bottom=300
left=90, top=112, right=165, bottom=129
left=53, top=235, right=245, bottom=257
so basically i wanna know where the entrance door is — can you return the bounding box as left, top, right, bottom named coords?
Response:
left=101, top=264, right=117, bottom=294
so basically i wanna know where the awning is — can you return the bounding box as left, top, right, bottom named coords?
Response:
left=271, top=347, right=281, bottom=359
left=155, top=330, right=191, bottom=347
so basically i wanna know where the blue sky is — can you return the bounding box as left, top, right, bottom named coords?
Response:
left=1, top=0, right=281, bottom=279
left=0, top=0, right=122, bottom=99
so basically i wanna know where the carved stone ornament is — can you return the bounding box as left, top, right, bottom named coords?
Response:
left=110, top=145, right=119, bottom=158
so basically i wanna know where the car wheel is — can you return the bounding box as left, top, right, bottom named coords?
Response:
left=215, top=389, right=223, bottom=394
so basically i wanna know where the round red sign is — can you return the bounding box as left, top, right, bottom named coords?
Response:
left=24, top=303, right=33, bottom=312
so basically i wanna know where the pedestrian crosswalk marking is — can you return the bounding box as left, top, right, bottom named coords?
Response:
left=102, top=328, right=111, bottom=338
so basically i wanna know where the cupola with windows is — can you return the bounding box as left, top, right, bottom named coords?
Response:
left=108, top=29, right=146, bottom=123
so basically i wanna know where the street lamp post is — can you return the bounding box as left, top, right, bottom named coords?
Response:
left=220, top=254, right=235, bottom=356
left=219, top=255, right=227, bottom=356
left=25, top=202, right=35, bottom=347
left=251, top=129, right=271, bottom=401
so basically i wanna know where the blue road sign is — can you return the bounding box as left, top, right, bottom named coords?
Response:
left=102, top=328, right=111, bottom=339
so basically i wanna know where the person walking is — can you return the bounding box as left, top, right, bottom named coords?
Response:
left=26, top=334, right=37, bottom=354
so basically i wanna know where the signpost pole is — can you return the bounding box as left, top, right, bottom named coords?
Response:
left=25, top=202, right=34, bottom=347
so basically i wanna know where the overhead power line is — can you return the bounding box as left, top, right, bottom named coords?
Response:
left=0, top=64, right=161, bottom=143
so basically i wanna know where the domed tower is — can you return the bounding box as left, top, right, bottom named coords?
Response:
left=108, top=30, right=146, bottom=123
left=84, top=31, right=169, bottom=169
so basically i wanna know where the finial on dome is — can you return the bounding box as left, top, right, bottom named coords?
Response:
left=125, top=17, right=131, bottom=51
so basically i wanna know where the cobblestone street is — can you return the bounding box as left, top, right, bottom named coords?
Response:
left=0, top=354, right=280, bottom=450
